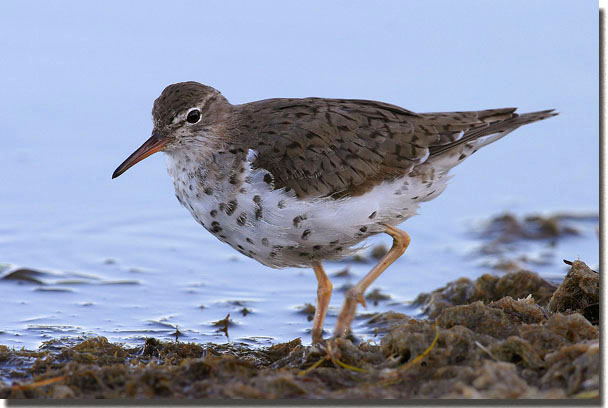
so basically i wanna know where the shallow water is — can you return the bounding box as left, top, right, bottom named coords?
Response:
left=0, top=2, right=598, bottom=349
left=0, top=205, right=598, bottom=349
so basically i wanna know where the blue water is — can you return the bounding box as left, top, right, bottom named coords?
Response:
left=0, top=1, right=598, bottom=349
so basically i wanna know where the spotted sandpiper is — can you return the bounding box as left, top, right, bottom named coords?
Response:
left=112, top=81, right=556, bottom=343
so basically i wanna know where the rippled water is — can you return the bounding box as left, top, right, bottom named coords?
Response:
left=0, top=2, right=598, bottom=349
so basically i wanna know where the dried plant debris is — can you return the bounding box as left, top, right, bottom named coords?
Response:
left=471, top=212, right=599, bottom=272
left=296, top=303, right=316, bottom=322
left=479, top=212, right=582, bottom=243
left=342, top=244, right=390, bottom=264
left=331, top=267, right=352, bottom=278
left=474, top=212, right=597, bottom=265
left=413, top=270, right=557, bottom=319
left=212, top=314, right=232, bottom=337
left=365, top=288, right=391, bottom=305
left=370, top=244, right=388, bottom=260
left=0, top=261, right=598, bottom=399
left=549, top=260, right=599, bottom=324
left=1, top=268, right=46, bottom=284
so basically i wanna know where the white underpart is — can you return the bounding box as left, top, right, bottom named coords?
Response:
left=166, top=131, right=509, bottom=268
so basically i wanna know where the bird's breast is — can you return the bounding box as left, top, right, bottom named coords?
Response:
left=166, top=152, right=450, bottom=268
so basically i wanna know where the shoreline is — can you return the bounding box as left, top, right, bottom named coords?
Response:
left=0, top=260, right=599, bottom=399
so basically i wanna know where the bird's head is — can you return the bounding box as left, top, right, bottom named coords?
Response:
left=112, top=81, right=230, bottom=179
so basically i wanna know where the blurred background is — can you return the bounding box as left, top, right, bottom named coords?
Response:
left=0, top=1, right=598, bottom=349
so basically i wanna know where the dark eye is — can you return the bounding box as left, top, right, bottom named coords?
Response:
left=186, top=109, right=201, bottom=124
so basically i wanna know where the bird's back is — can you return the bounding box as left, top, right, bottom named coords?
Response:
left=233, top=98, right=556, bottom=199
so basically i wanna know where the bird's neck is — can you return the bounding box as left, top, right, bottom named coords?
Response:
left=165, top=145, right=248, bottom=206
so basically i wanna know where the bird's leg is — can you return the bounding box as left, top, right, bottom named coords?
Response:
left=311, top=262, right=333, bottom=344
left=333, top=224, right=411, bottom=338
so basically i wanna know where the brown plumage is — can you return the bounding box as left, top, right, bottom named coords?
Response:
left=231, top=97, right=555, bottom=198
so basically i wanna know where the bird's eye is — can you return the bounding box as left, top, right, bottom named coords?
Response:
left=186, top=109, right=201, bottom=124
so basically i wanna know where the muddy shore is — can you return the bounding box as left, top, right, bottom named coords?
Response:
left=0, top=259, right=598, bottom=399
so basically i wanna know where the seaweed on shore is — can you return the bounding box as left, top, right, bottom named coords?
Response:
left=0, top=261, right=598, bottom=399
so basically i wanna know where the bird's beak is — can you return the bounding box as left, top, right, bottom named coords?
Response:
left=112, top=131, right=168, bottom=179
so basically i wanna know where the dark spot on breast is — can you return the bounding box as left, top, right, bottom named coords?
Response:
left=335, top=247, right=343, bottom=251
left=313, top=245, right=322, bottom=250
left=411, top=196, right=419, bottom=200
left=277, top=200, right=286, bottom=209
left=237, top=245, right=244, bottom=250
left=261, top=238, right=269, bottom=246
left=211, top=221, right=222, bottom=233
left=263, top=174, right=273, bottom=184
left=248, top=250, right=257, bottom=256
left=246, top=237, right=254, bottom=244
left=299, top=252, right=309, bottom=257
left=204, top=187, right=213, bottom=195
left=359, top=226, right=368, bottom=233
left=239, top=188, right=247, bottom=194
left=301, top=229, right=311, bottom=240
left=287, top=245, right=295, bottom=250
left=293, top=215, right=307, bottom=228
left=225, top=200, right=238, bottom=216
left=219, top=203, right=226, bottom=211
left=368, top=211, right=377, bottom=219
left=252, top=195, right=263, bottom=219
left=273, top=245, right=283, bottom=250
left=210, top=210, right=217, bottom=217
left=237, top=212, right=247, bottom=226
left=269, top=252, right=277, bottom=258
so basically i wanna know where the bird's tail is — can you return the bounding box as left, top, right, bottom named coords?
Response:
left=429, top=108, right=558, bottom=157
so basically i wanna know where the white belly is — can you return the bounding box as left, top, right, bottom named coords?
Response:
left=167, top=152, right=449, bottom=268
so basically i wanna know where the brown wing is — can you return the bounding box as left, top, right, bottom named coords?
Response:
left=233, top=98, right=548, bottom=198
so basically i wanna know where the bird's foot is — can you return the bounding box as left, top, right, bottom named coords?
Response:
left=299, top=336, right=366, bottom=376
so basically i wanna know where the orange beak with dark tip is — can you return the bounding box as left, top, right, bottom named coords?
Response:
left=112, top=131, right=169, bottom=179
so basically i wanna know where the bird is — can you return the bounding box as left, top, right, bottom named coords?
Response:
left=112, top=81, right=557, bottom=343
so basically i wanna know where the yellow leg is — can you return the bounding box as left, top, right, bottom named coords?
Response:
left=311, top=262, right=333, bottom=344
left=333, top=224, right=410, bottom=338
